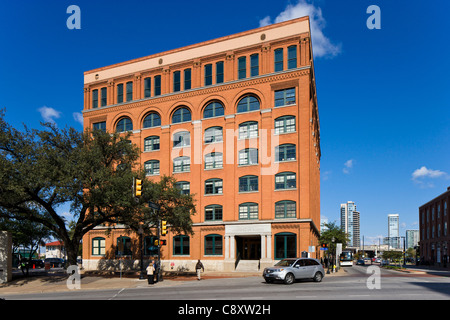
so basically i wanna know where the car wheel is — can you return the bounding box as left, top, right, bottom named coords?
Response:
left=313, top=272, right=323, bottom=282
left=265, top=279, right=273, bottom=284
left=284, top=273, right=295, bottom=285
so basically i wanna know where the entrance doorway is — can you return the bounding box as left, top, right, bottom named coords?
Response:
left=236, top=236, right=261, bottom=260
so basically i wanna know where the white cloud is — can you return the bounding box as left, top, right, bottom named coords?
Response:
left=411, top=166, right=447, bottom=180
left=259, top=0, right=341, bottom=58
left=412, top=166, right=448, bottom=188
left=73, top=112, right=84, bottom=126
left=38, top=106, right=61, bottom=124
left=343, top=159, right=354, bottom=174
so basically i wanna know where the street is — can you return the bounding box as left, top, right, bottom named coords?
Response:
left=2, top=265, right=450, bottom=300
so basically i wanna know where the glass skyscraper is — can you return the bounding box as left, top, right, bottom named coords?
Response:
left=340, top=201, right=360, bottom=248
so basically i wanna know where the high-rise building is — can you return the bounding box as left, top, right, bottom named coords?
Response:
left=387, top=214, right=400, bottom=249
left=81, top=16, right=321, bottom=272
left=340, top=201, right=360, bottom=248
left=406, top=230, right=419, bottom=249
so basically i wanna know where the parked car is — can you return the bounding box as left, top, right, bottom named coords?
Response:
left=30, top=259, right=45, bottom=268
left=44, top=258, right=65, bottom=268
left=356, top=259, right=365, bottom=265
left=263, top=258, right=325, bottom=285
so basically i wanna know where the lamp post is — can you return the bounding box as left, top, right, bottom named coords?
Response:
left=138, top=227, right=146, bottom=280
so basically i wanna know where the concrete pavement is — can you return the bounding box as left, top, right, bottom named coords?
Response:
left=0, top=268, right=345, bottom=296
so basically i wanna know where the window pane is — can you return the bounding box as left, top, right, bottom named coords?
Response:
left=238, top=56, right=246, bottom=79
left=216, top=61, right=224, bottom=83
left=250, top=54, right=259, bottom=77
left=205, top=64, right=212, bottom=86
left=173, top=71, right=181, bottom=92
left=288, top=46, right=297, bottom=69
left=126, top=81, right=133, bottom=101
left=184, top=69, right=191, bottom=90
left=117, top=84, right=123, bottom=103
left=154, top=75, right=161, bottom=96
left=274, top=48, right=283, bottom=72
left=101, top=87, right=107, bottom=107
left=144, top=77, right=151, bottom=97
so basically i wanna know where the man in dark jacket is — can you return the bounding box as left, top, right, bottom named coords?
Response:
left=195, top=259, right=204, bottom=280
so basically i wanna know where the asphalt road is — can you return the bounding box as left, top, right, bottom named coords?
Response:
left=3, top=265, right=450, bottom=301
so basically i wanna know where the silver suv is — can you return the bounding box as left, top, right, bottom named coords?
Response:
left=263, top=258, right=325, bottom=284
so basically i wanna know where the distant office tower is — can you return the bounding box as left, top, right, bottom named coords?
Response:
left=388, top=214, right=400, bottom=249
left=406, top=230, right=419, bottom=249
left=340, top=201, right=360, bottom=247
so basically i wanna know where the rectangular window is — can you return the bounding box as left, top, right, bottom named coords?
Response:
left=238, top=56, right=246, bottom=79
left=275, top=116, right=296, bottom=134
left=239, top=149, right=258, bottom=166
left=92, top=89, right=98, bottom=108
left=173, top=71, right=181, bottom=92
left=154, top=75, right=161, bottom=96
left=205, top=235, right=222, bottom=255
left=173, top=157, right=190, bottom=173
left=126, top=81, right=133, bottom=101
left=288, top=45, right=297, bottom=69
left=144, top=77, right=151, bottom=98
left=239, top=203, right=258, bottom=220
left=100, top=87, right=107, bottom=107
left=144, top=136, right=160, bottom=152
left=275, top=88, right=296, bottom=107
left=173, top=236, right=190, bottom=255
left=93, top=121, right=106, bottom=132
left=204, top=64, right=212, bottom=86
left=274, top=48, right=284, bottom=72
left=173, top=131, right=190, bottom=148
left=250, top=54, right=259, bottom=77
left=184, top=68, right=191, bottom=90
left=216, top=61, right=224, bottom=84
left=117, top=84, right=124, bottom=103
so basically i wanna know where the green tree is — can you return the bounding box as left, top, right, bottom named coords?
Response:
left=0, top=111, right=195, bottom=266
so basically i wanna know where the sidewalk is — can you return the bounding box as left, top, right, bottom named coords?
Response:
left=0, top=268, right=343, bottom=296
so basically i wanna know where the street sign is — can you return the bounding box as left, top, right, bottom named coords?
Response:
left=320, top=247, right=328, bottom=251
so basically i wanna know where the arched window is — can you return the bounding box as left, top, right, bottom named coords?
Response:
left=275, top=144, right=296, bottom=162
left=275, top=200, right=296, bottom=219
left=203, top=101, right=224, bottom=118
left=275, top=232, right=296, bottom=259
left=239, top=121, right=258, bottom=139
left=274, top=115, right=296, bottom=134
left=204, top=126, right=223, bottom=144
left=144, top=136, right=160, bottom=152
left=173, top=156, right=190, bottom=173
left=239, top=175, right=258, bottom=192
left=205, top=152, right=223, bottom=169
left=144, top=160, right=160, bottom=176
left=205, top=205, right=223, bottom=221
left=236, top=95, right=260, bottom=113
left=239, top=202, right=258, bottom=220
left=175, top=181, right=190, bottom=195
left=92, top=237, right=105, bottom=256
left=205, top=178, right=223, bottom=194
left=115, top=117, right=133, bottom=133
left=239, top=148, right=258, bottom=166
left=172, top=107, right=191, bottom=124
left=205, top=234, right=223, bottom=255
left=275, top=172, right=296, bottom=190
left=173, top=131, right=190, bottom=148
left=143, top=112, right=161, bottom=128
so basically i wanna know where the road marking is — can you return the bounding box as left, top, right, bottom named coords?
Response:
left=109, top=288, right=125, bottom=300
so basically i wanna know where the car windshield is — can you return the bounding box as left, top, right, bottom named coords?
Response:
left=275, top=259, right=296, bottom=267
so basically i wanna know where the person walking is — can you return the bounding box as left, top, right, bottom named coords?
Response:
left=195, top=259, right=204, bottom=280
left=146, top=260, right=155, bottom=285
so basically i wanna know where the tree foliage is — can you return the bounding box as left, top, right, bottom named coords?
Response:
left=0, top=110, right=195, bottom=265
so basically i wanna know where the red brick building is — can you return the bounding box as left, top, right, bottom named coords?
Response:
left=81, top=16, right=321, bottom=272
left=419, top=187, right=450, bottom=267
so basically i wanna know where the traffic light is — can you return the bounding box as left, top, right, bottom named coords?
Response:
left=160, top=239, right=167, bottom=246
left=154, top=239, right=159, bottom=246
left=134, top=178, right=142, bottom=197
left=321, top=243, right=328, bottom=248
left=161, top=220, right=167, bottom=236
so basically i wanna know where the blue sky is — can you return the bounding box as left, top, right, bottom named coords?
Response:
left=0, top=0, right=449, bottom=244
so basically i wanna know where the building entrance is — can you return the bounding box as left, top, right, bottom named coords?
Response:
left=236, top=236, right=261, bottom=260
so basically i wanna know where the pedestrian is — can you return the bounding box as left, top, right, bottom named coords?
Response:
left=146, top=260, right=155, bottom=285
left=195, top=259, right=204, bottom=280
